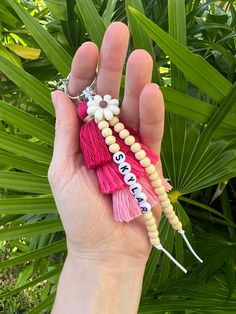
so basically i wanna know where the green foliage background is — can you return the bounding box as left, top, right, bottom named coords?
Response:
left=0, top=0, right=236, bottom=313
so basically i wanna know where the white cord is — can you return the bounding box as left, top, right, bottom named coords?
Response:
left=178, top=230, right=203, bottom=263
left=154, top=244, right=187, bottom=273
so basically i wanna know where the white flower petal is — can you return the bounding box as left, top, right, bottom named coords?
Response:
left=87, top=105, right=97, bottom=115
left=109, top=99, right=119, bottom=106
left=103, top=108, right=113, bottom=121
left=87, top=99, right=97, bottom=107
left=95, top=108, right=104, bottom=122
left=108, top=104, right=120, bottom=115
left=94, top=95, right=102, bottom=102
left=104, top=94, right=111, bottom=101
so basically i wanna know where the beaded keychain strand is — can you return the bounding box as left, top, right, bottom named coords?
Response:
left=58, top=76, right=203, bottom=273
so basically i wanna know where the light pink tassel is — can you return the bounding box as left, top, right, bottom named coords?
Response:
left=112, top=177, right=159, bottom=222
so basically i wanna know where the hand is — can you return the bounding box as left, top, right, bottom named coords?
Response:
left=49, top=22, right=165, bottom=267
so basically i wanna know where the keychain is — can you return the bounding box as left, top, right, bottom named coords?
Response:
left=58, top=75, right=203, bottom=273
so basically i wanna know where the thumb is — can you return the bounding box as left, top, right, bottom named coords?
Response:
left=51, top=90, right=80, bottom=164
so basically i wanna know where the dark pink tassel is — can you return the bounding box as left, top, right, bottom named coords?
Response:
left=80, top=120, right=111, bottom=169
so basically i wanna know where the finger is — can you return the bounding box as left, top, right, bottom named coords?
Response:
left=120, top=50, right=153, bottom=131
left=68, top=42, right=99, bottom=96
left=139, top=83, right=165, bottom=156
left=51, top=90, right=80, bottom=164
left=96, top=22, right=129, bottom=98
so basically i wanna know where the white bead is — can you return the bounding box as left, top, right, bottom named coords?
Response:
left=124, top=173, right=137, bottom=185
left=129, top=183, right=142, bottom=195
left=140, top=202, right=151, bottom=213
left=113, top=152, right=126, bottom=164
left=135, top=192, right=147, bottom=204
left=118, top=162, right=131, bottom=175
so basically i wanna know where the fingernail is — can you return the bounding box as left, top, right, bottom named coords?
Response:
left=151, top=83, right=160, bottom=89
left=51, top=91, right=58, bottom=107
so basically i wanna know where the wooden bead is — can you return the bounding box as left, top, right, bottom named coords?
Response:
left=149, top=172, right=159, bottom=181
left=124, top=135, right=135, bottom=146
left=148, top=230, right=159, bottom=239
left=165, top=211, right=175, bottom=219
left=109, top=143, right=120, bottom=153
left=172, top=221, right=182, bottom=231
left=151, top=178, right=162, bottom=188
left=147, top=224, right=157, bottom=232
left=131, top=143, right=141, bottom=153
left=160, top=199, right=171, bottom=208
left=145, top=217, right=156, bottom=226
left=98, top=120, right=109, bottom=130
left=150, top=237, right=161, bottom=245
left=143, top=211, right=153, bottom=220
left=135, top=149, right=146, bottom=160
left=158, top=194, right=167, bottom=202
left=169, top=216, right=179, bottom=225
left=140, top=157, right=151, bottom=168
left=109, top=116, right=119, bottom=126
left=119, top=129, right=130, bottom=139
left=102, top=127, right=112, bottom=138
left=154, top=186, right=166, bottom=196
left=145, top=164, right=156, bottom=175
left=105, top=135, right=116, bottom=145
left=114, top=122, right=124, bottom=133
left=162, top=204, right=174, bottom=214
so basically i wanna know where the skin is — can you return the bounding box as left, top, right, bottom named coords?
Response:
left=49, top=22, right=165, bottom=314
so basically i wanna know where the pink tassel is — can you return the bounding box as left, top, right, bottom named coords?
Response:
left=76, top=101, right=88, bottom=120
left=80, top=120, right=111, bottom=169
left=162, top=179, right=173, bottom=192
left=112, top=176, right=159, bottom=222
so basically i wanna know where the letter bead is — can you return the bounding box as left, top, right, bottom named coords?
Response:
left=129, top=183, right=142, bottom=195
left=109, top=116, right=119, bottom=126
left=134, top=192, right=147, bottom=204
left=135, top=149, right=146, bottom=160
left=114, top=122, right=124, bottom=133
left=102, top=127, right=112, bottom=138
left=98, top=120, right=109, bottom=130
left=105, top=135, right=116, bottom=145
left=109, top=143, right=120, bottom=153
left=124, top=135, right=135, bottom=146
left=124, top=173, right=137, bottom=185
left=113, top=152, right=126, bottom=164
left=118, top=162, right=131, bottom=175
left=140, top=202, right=151, bottom=213
left=130, top=143, right=141, bottom=153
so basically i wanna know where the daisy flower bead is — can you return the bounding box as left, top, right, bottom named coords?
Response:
left=87, top=94, right=120, bottom=122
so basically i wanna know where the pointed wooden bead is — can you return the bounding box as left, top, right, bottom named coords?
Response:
left=145, top=217, right=156, bottom=226
left=148, top=230, right=159, bottom=239
left=162, top=204, right=174, bottom=214
left=147, top=224, right=157, bottom=232
left=160, top=199, right=171, bottom=208
left=143, top=212, right=153, bottom=220
left=169, top=216, right=179, bottom=225
left=149, top=172, right=159, bottom=181
left=165, top=211, right=175, bottom=219
left=154, top=186, right=166, bottom=195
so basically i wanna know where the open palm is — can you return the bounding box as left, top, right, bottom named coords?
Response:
left=48, top=22, right=165, bottom=266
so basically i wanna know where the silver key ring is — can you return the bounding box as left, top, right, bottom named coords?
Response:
left=57, top=70, right=98, bottom=101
